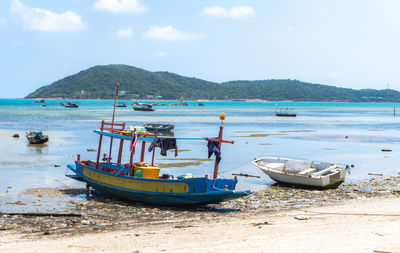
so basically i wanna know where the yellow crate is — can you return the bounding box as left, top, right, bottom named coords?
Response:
left=134, top=166, right=160, bottom=179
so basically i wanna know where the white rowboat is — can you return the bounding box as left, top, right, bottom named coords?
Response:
left=252, top=157, right=349, bottom=189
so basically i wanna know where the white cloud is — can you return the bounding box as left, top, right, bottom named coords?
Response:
left=94, top=0, right=146, bottom=13
left=202, top=6, right=255, bottom=18
left=117, top=27, right=133, bottom=38
left=10, top=0, right=86, bottom=32
left=152, top=51, right=167, bottom=58
left=144, top=25, right=205, bottom=41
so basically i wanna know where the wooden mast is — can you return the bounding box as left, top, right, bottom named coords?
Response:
left=107, top=83, right=120, bottom=162
left=205, top=113, right=234, bottom=179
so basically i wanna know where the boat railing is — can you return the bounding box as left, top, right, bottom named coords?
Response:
left=101, top=121, right=126, bottom=133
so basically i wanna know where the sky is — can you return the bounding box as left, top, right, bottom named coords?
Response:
left=1, top=0, right=400, bottom=98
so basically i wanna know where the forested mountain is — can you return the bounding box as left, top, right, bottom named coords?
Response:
left=25, top=64, right=400, bottom=102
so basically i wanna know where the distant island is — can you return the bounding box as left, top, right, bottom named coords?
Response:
left=25, top=64, right=400, bottom=102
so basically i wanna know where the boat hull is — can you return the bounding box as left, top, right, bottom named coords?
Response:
left=133, top=108, right=154, bottom=111
left=253, top=157, right=347, bottom=189
left=61, top=103, right=79, bottom=108
left=68, top=161, right=250, bottom=205
left=261, top=169, right=345, bottom=189
left=26, top=132, right=48, bottom=144
left=275, top=112, right=296, bottom=117
left=143, top=124, right=174, bottom=132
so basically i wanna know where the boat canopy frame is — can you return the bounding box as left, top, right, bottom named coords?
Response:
left=91, top=120, right=233, bottom=179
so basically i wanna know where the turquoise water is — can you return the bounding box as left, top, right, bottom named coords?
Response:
left=1, top=99, right=400, bottom=195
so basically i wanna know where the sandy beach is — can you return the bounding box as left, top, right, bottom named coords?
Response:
left=1, top=196, right=399, bottom=252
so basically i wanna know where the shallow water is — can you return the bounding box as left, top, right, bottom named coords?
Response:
left=1, top=99, right=400, bottom=197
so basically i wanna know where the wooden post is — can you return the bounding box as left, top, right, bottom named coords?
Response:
left=129, top=150, right=135, bottom=176
left=129, top=128, right=137, bottom=176
left=206, top=125, right=234, bottom=179
left=151, top=130, right=157, bottom=166
left=96, top=120, right=105, bottom=169
left=214, top=126, right=223, bottom=179
left=117, top=122, right=126, bottom=165
left=140, top=141, right=146, bottom=162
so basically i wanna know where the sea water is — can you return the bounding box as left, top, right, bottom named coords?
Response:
left=0, top=99, right=400, bottom=194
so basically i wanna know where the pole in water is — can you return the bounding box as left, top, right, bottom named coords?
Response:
left=112, top=83, right=120, bottom=125
left=394, top=107, right=396, bottom=117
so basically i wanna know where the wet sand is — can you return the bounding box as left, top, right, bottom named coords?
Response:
left=1, top=196, right=400, bottom=252
left=0, top=174, right=399, bottom=252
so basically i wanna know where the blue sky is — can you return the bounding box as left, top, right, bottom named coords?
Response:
left=1, top=0, right=400, bottom=98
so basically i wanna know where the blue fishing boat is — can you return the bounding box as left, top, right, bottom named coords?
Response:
left=66, top=83, right=250, bottom=205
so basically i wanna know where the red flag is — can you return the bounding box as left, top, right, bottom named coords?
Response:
left=130, top=132, right=138, bottom=152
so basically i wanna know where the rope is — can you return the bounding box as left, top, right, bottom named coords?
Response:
left=218, top=159, right=253, bottom=175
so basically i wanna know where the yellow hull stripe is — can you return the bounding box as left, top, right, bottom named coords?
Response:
left=83, top=167, right=189, bottom=193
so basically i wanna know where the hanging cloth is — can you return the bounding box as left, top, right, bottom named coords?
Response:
left=129, top=132, right=139, bottom=153
left=207, top=140, right=221, bottom=165
left=148, top=137, right=178, bottom=157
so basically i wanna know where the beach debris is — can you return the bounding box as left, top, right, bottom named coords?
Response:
left=81, top=220, right=90, bottom=225
left=232, top=173, right=260, bottom=178
left=252, top=221, right=272, bottom=226
left=174, top=224, right=195, bottom=229
left=368, top=173, right=383, bottom=176
left=294, top=215, right=310, bottom=220
left=381, top=149, right=392, bottom=152
left=6, top=201, right=26, bottom=205
left=373, top=250, right=392, bottom=253
left=54, top=164, right=61, bottom=167
left=12, top=133, right=19, bottom=138
left=87, top=148, right=96, bottom=152
left=0, top=212, right=81, bottom=217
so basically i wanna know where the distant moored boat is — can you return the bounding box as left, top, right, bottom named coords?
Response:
left=61, top=101, right=79, bottom=108
left=26, top=131, right=49, bottom=144
left=133, top=103, right=154, bottom=111
left=275, top=107, right=296, bottom=117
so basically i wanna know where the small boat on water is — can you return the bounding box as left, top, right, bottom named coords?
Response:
left=35, top=99, right=46, bottom=103
left=252, top=157, right=349, bottom=189
left=61, top=101, right=79, bottom=108
left=275, top=108, right=296, bottom=117
left=66, top=83, right=250, bottom=205
left=116, top=102, right=127, bottom=107
left=133, top=103, right=154, bottom=111
left=26, top=131, right=48, bottom=144
left=143, top=123, right=174, bottom=132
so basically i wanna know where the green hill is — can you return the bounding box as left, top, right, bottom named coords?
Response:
left=25, top=64, right=400, bottom=102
